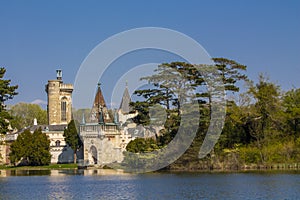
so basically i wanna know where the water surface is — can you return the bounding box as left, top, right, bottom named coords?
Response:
left=1, top=170, right=300, bottom=199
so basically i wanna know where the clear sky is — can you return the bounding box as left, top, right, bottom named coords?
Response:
left=1, top=0, right=300, bottom=108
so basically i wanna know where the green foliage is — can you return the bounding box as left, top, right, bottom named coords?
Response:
left=283, top=88, right=300, bottom=137
left=127, top=58, right=247, bottom=152
left=124, top=59, right=300, bottom=170
left=0, top=67, right=18, bottom=134
left=0, top=163, right=78, bottom=170
left=239, top=138, right=300, bottom=165
left=212, top=57, right=247, bottom=92
left=239, top=146, right=261, bottom=164
left=216, top=101, right=253, bottom=153
left=126, top=138, right=159, bottom=153
left=244, top=75, right=282, bottom=163
left=9, top=103, right=47, bottom=129
left=130, top=101, right=151, bottom=125
left=9, top=128, right=51, bottom=166
left=72, top=108, right=91, bottom=124
left=63, top=120, right=82, bottom=163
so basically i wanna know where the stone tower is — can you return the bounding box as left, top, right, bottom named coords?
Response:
left=45, top=70, right=73, bottom=125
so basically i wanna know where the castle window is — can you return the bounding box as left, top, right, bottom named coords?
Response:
left=55, top=140, right=61, bottom=147
left=61, top=100, right=67, bottom=121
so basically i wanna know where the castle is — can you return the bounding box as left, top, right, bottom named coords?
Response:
left=0, top=69, right=153, bottom=165
left=1, top=70, right=75, bottom=164
left=43, top=69, right=139, bottom=165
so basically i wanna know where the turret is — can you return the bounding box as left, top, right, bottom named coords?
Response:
left=45, top=70, right=73, bottom=125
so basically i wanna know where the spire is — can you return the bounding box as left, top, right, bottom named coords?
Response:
left=119, top=82, right=132, bottom=114
left=90, top=83, right=111, bottom=123
left=94, top=83, right=106, bottom=108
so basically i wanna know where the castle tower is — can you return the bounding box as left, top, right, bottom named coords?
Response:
left=118, top=83, right=137, bottom=125
left=45, top=69, right=73, bottom=125
left=90, top=83, right=111, bottom=123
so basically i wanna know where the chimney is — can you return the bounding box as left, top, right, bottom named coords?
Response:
left=56, top=69, right=62, bottom=80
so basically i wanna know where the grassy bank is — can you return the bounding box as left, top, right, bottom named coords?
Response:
left=0, top=163, right=77, bottom=170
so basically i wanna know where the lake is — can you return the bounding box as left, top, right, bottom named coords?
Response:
left=1, top=169, right=300, bottom=199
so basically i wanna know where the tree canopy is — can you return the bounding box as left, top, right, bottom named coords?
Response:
left=9, top=102, right=47, bottom=130
left=124, top=58, right=300, bottom=170
left=0, top=67, right=18, bottom=134
left=283, top=88, right=300, bottom=137
left=9, top=128, right=51, bottom=166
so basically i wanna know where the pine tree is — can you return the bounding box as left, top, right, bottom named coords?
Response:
left=0, top=67, right=18, bottom=134
left=63, top=120, right=82, bottom=163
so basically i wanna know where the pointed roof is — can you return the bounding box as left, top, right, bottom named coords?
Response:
left=119, top=84, right=132, bottom=114
left=93, top=83, right=106, bottom=108
left=90, top=83, right=111, bottom=123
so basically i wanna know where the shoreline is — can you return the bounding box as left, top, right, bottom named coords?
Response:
left=1, top=164, right=300, bottom=173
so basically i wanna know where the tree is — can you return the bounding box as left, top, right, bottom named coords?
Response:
left=131, top=62, right=187, bottom=124
left=9, top=103, right=47, bottom=130
left=30, top=128, right=52, bottom=166
left=131, top=62, right=205, bottom=136
left=0, top=67, right=18, bottom=134
left=208, top=58, right=248, bottom=153
left=63, top=120, right=82, bottom=163
left=9, top=128, right=51, bottom=166
left=129, top=59, right=247, bottom=153
left=246, top=74, right=281, bottom=163
left=72, top=108, right=91, bottom=124
left=123, top=59, right=300, bottom=169
left=217, top=101, right=251, bottom=150
left=283, top=88, right=300, bottom=138
left=212, top=58, right=247, bottom=93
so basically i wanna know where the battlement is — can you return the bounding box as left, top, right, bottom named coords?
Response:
left=60, top=83, right=73, bottom=89
left=60, top=83, right=73, bottom=92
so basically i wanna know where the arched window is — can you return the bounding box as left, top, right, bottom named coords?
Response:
left=61, top=97, right=67, bottom=121
left=55, top=140, right=61, bottom=147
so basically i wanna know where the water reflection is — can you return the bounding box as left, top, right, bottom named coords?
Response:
left=1, top=170, right=300, bottom=199
left=47, top=176, right=74, bottom=199
left=0, top=169, right=130, bottom=177
left=0, top=169, right=51, bottom=176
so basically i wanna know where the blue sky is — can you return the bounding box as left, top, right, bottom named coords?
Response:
left=1, top=0, right=300, bottom=108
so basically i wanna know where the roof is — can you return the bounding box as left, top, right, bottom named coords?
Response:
left=119, top=86, right=132, bottom=114
left=13, top=124, right=67, bottom=136
left=90, top=83, right=112, bottom=123
left=29, top=124, right=67, bottom=132
left=93, top=83, right=106, bottom=108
